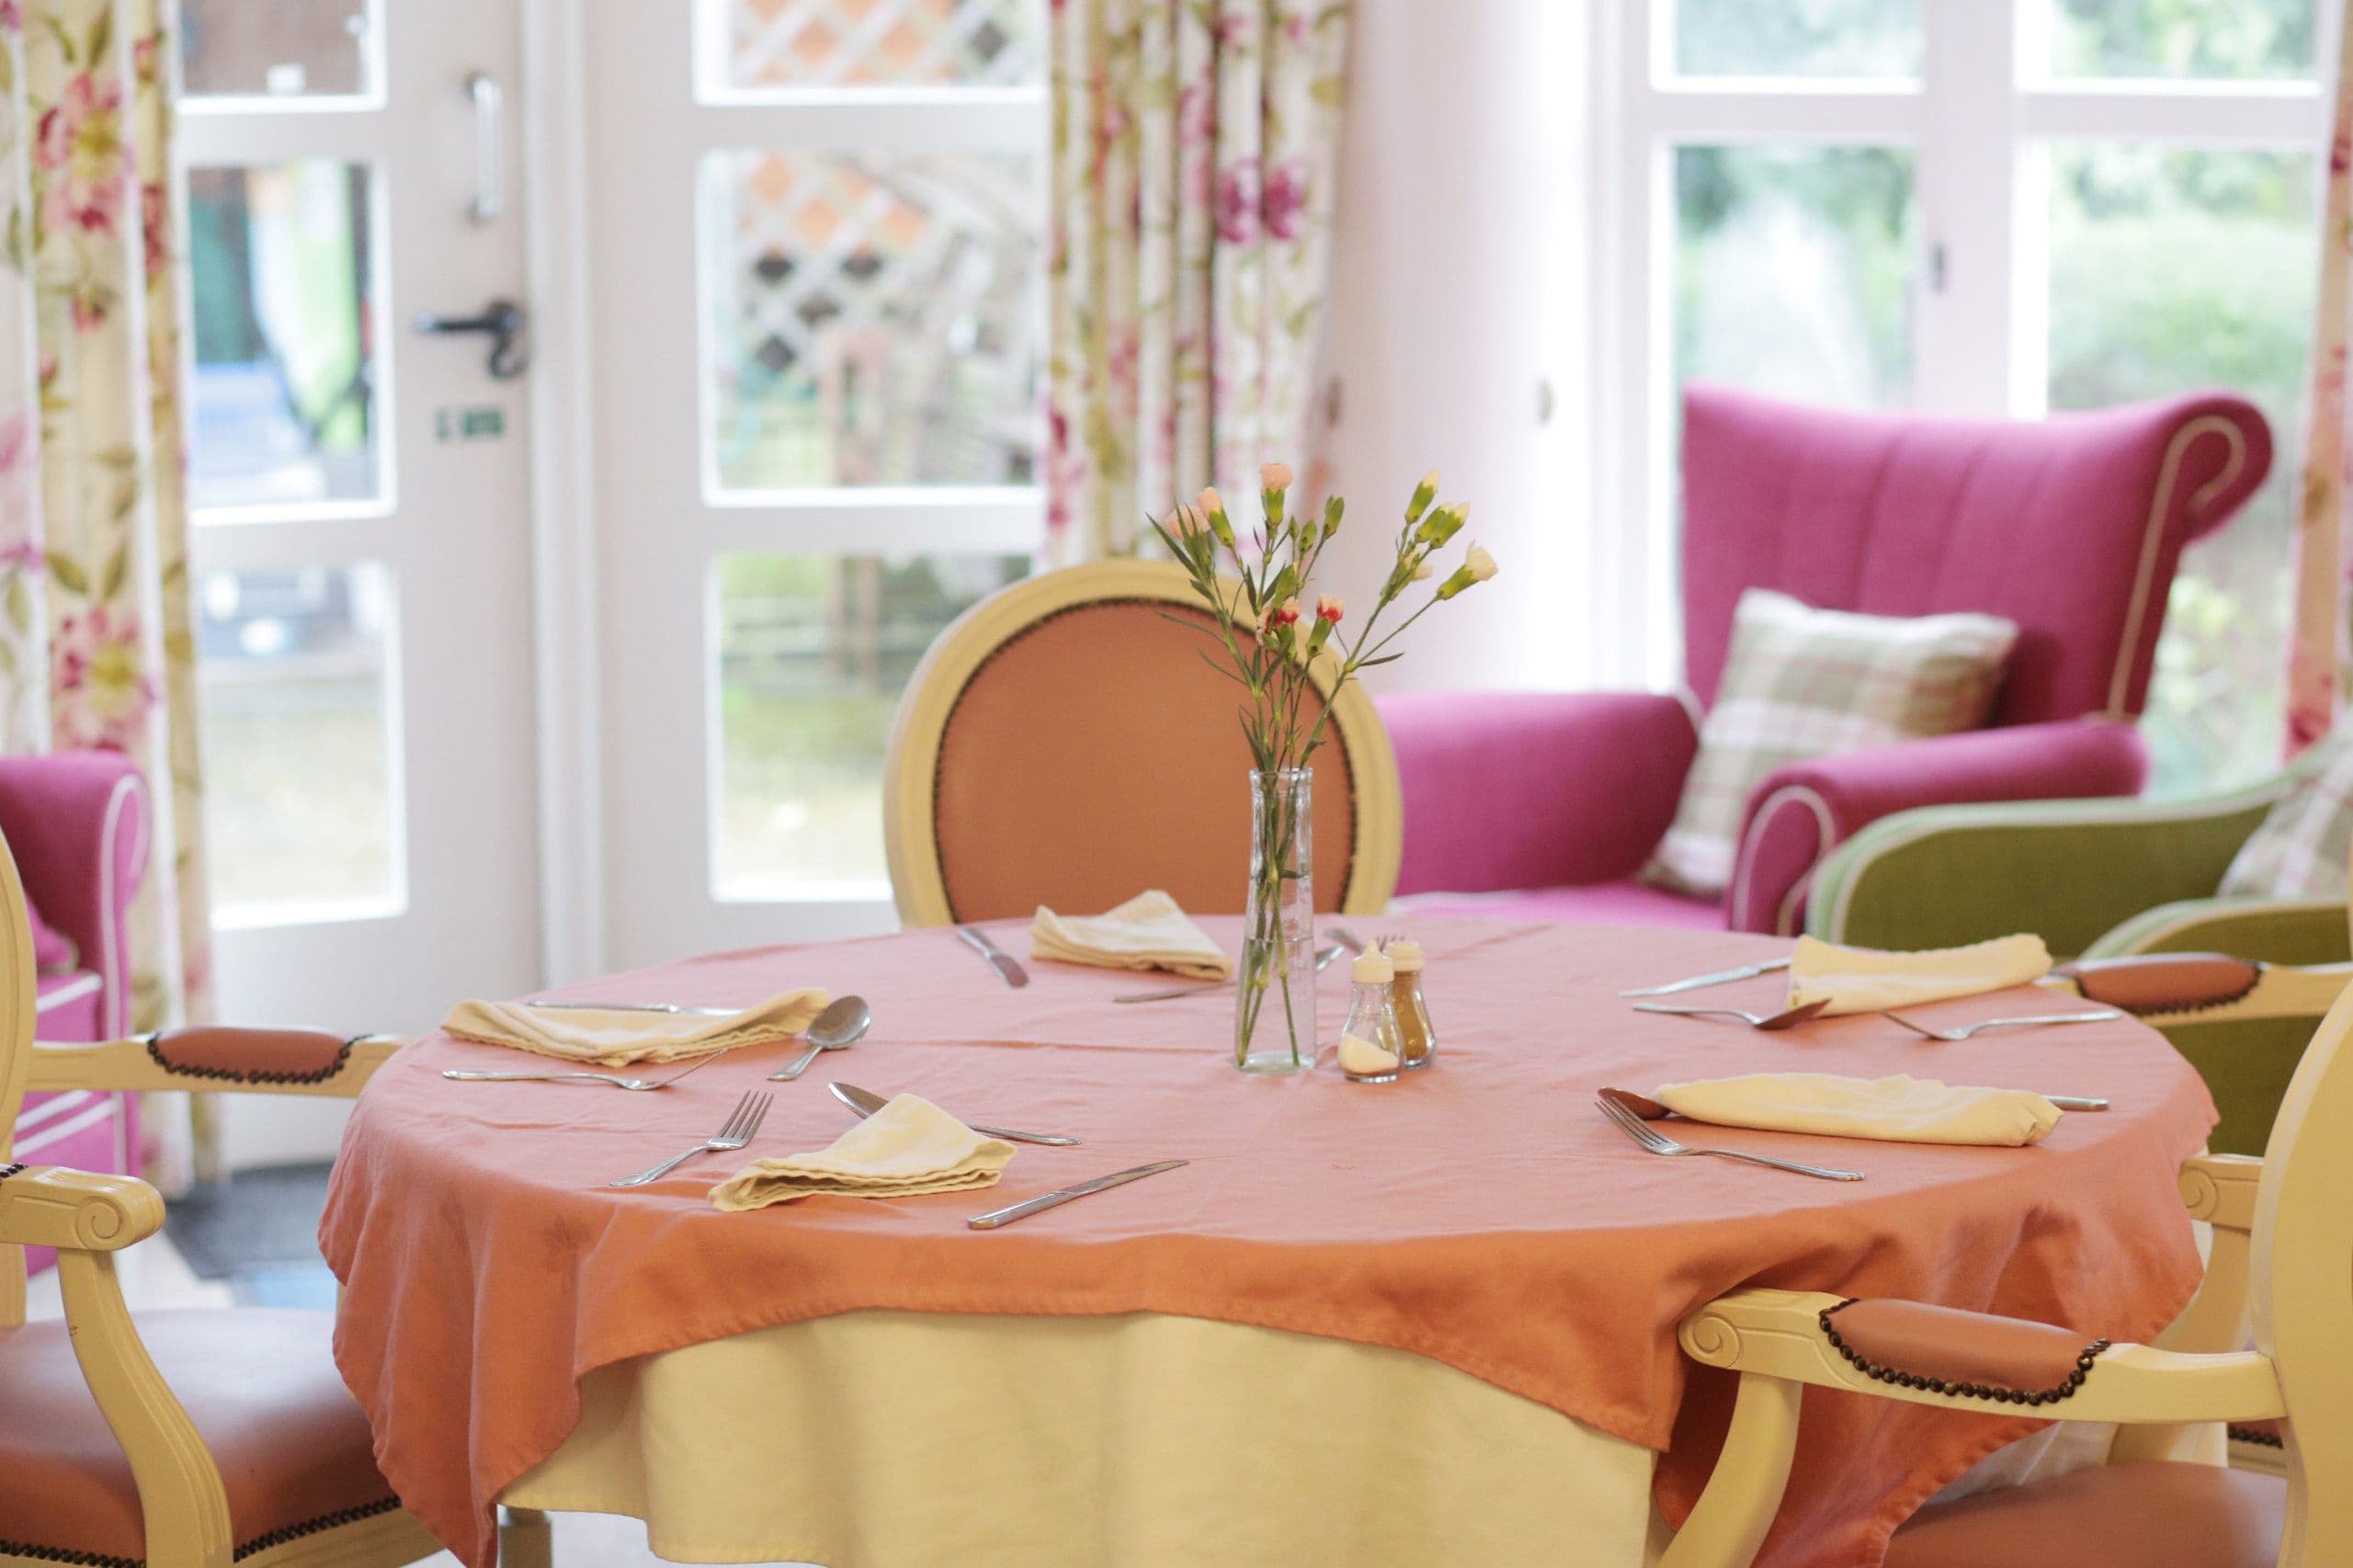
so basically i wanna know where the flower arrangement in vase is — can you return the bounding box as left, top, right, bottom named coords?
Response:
left=1153, top=463, right=1497, bottom=1072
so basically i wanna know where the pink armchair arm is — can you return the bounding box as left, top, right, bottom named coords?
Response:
left=1727, top=718, right=2147, bottom=935
left=0, top=751, right=149, bottom=1036
left=1380, top=691, right=1699, bottom=895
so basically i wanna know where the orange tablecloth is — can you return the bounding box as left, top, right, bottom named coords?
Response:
left=320, top=919, right=2214, bottom=1568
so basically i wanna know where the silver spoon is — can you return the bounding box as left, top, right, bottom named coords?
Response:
left=768, top=995, right=873, bottom=1081
left=1632, top=999, right=1833, bottom=1031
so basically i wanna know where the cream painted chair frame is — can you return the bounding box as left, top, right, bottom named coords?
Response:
left=1656, top=983, right=2353, bottom=1567
left=0, top=835, right=545, bottom=1568
left=881, top=559, right=1405, bottom=927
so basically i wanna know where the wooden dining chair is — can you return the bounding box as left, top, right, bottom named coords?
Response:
left=0, top=827, right=537, bottom=1568
left=1655, top=971, right=2353, bottom=1566
left=882, top=559, right=1404, bottom=926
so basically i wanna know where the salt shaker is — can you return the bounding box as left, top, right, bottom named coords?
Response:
left=1384, top=938, right=1437, bottom=1071
left=1336, top=949, right=1406, bottom=1084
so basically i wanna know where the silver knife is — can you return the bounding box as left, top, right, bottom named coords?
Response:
left=956, top=926, right=1029, bottom=988
left=2047, top=1096, right=2109, bottom=1112
left=520, top=999, right=742, bottom=1017
left=829, top=1080, right=1081, bottom=1146
left=1619, top=956, right=1792, bottom=998
left=967, top=1161, right=1188, bottom=1230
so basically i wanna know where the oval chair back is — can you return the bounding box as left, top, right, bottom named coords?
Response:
left=882, top=560, right=1403, bottom=926
left=2251, top=937, right=2353, bottom=1562
left=0, top=826, right=47, bottom=1326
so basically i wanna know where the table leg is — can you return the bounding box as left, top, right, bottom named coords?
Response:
left=499, top=1507, right=552, bottom=1568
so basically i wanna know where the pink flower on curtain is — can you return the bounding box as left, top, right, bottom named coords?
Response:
left=1215, top=160, right=1259, bottom=244
left=140, top=179, right=168, bottom=278
left=51, top=604, right=157, bottom=751
left=1263, top=161, right=1308, bottom=243
left=0, top=410, right=39, bottom=562
left=35, top=69, right=128, bottom=238
left=0, top=2, right=20, bottom=30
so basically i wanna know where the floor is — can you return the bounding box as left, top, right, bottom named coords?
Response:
left=26, top=1214, right=824, bottom=1568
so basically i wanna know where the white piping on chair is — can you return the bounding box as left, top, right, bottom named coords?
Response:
left=2106, top=415, right=2249, bottom=718
left=15, top=1095, right=119, bottom=1156
left=14, top=1089, right=95, bottom=1133
left=97, top=771, right=143, bottom=1040
left=1730, top=785, right=1836, bottom=937
left=32, top=971, right=98, bottom=1014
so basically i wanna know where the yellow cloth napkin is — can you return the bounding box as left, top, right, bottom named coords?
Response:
left=709, top=1094, right=1016, bottom=1210
left=1029, top=889, right=1233, bottom=980
left=441, top=990, right=830, bottom=1068
left=1652, top=1072, right=2063, bottom=1147
left=1786, top=933, right=2052, bottom=1017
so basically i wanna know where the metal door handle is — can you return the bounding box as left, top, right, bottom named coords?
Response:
left=415, top=299, right=528, bottom=379
left=465, top=72, right=504, bottom=223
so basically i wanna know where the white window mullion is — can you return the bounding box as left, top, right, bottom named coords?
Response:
left=1915, top=0, right=2022, bottom=417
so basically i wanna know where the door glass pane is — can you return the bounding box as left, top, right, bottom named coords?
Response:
left=2038, top=0, right=2313, bottom=82
left=701, top=151, right=1040, bottom=493
left=2047, top=145, right=2316, bottom=792
left=1675, top=145, right=1918, bottom=409
left=180, top=0, right=377, bottom=100
left=198, top=564, right=400, bottom=923
left=187, top=163, right=381, bottom=513
left=712, top=553, right=1024, bottom=899
left=1672, top=0, right=1920, bottom=79
left=704, top=0, right=1042, bottom=93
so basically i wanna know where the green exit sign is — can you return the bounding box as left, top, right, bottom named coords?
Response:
left=436, top=405, right=506, bottom=442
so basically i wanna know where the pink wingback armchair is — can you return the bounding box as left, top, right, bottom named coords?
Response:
left=0, top=749, right=148, bottom=1272
left=1382, top=384, right=2272, bottom=933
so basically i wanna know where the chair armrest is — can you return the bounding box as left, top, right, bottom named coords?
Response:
left=1679, top=1288, right=2284, bottom=1425
left=1804, top=770, right=2285, bottom=956
left=1378, top=690, right=1698, bottom=894
left=28, top=1028, right=402, bottom=1098
left=0, top=751, right=147, bottom=1036
left=2180, top=1153, right=2262, bottom=1235
left=0, top=1162, right=164, bottom=1252
left=1730, top=720, right=2147, bottom=935
left=2090, top=895, right=2350, bottom=965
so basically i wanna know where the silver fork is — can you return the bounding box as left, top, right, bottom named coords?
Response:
left=443, top=1052, right=726, bottom=1092
left=1880, top=1009, right=2123, bottom=1042
left=609, top=1090, right=772, bottom=1187
left=1593, top=1093, right=1865, bottom=1181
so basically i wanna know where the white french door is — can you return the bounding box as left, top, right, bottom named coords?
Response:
left=178, top=0, right=540, bottom=1063
left=578, top=1, right=1047, bottom=971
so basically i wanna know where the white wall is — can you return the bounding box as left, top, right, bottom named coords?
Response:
left=1317, top=0, right=1593, bottom=694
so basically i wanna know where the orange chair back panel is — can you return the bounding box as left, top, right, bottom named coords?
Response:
left=931, top=598, right=1360, bottom=922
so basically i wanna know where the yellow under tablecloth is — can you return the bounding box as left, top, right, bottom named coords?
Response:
left=501, top=1312, right=2124, bottom=1568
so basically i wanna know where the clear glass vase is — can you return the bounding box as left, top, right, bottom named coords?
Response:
left=1234, top=767, right=1317, bottom=1073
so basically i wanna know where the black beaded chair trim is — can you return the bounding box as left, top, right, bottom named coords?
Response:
left=0, top=1496, right=404, bottom=1568
left=2230, top=1424, right=2287, bottom=1449
left=141, top=1033, right=362, bottom=1087
left=0, top=1163, right=23, bottom=1183
left=1818, top=1299, right=2111, bottom=1408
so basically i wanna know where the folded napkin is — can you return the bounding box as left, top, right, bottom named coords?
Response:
left=1786, top=933, right=2052, bottom=1017
left=710, top=1094, right=1016, bottom=1210
left=1029, top=889, right=1232, bottom=980
left=442, top=990, right=830, bottom=1068
left=1649, top=1073, right=2063, bottom=1147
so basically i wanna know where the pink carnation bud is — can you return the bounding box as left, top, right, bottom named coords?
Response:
left=1314, top=594, right=1344, bottom=624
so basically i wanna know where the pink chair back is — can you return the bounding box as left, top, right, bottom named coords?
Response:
left=1679, top=384, right=2271, bottom=724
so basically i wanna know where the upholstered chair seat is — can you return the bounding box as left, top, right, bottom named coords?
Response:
left=0, top=1308, right=399, bottom=1565
left=1885, top=1461, right=2284, bottom=1568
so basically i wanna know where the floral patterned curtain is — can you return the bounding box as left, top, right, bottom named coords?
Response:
left=1046, top=0, right=1351, bottom=562
left=0, top=0, right=211, bottom=1164
left=2286, top=15, right=2353, bottom=753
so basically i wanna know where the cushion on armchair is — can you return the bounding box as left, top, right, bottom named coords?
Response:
left=2219, top=731, right=2353, bottom=900
left=26, top=895, right=75, bottom=973
left=1644, top=589, right=2018, bottom=899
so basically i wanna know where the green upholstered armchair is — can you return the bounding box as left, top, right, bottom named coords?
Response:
left=1806, top=750, right=2347, bottom=1154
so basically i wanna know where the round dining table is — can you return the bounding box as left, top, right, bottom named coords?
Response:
left=321, top=917, right=2217, bottom=1568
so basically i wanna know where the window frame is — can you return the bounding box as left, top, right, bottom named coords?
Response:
left=1597, top=0, right=2336, bottom=695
